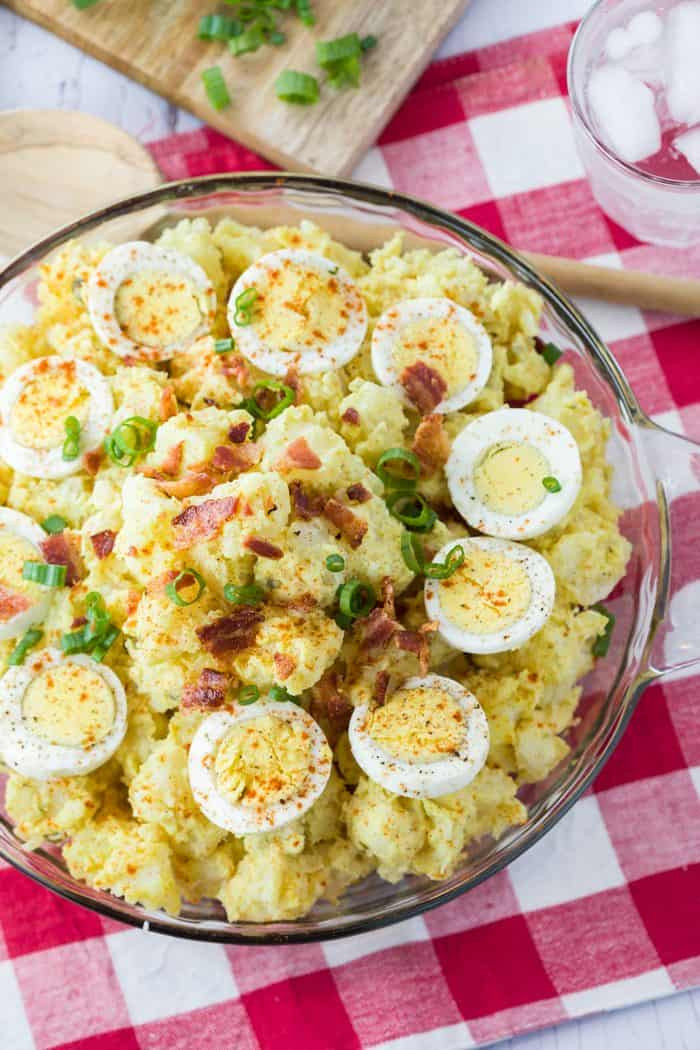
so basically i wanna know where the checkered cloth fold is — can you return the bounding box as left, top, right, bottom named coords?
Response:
left=2, top=20, right=700, bottom=1050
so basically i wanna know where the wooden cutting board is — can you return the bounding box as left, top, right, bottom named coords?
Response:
left=4, top=0, right=470, bottom=175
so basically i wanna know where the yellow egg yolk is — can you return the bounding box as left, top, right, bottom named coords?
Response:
left=115, top=269, right=203, bottom=349
left=390, top=316, right=477, bottom=398
left=368, top=686, right=464, bottom=763
left=250, top=262, right=349, bottom=353
left=214, top=715, right=314, bottom=808
left=473, top=441, right=550, bottom=516
left=23, top=664, right=115, bottom=749
left=10, top=361, right=89, bottom=451
left=0, top=530, right=44, bottom=603
left=438, top=547, right=531, bottom=635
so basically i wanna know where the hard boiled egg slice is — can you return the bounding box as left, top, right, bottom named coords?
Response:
left=0, top=508, right=51, bottom=641
left=425, top=536, right=555, bottom=654
left=0, top=355, right=113, bottom=479
left=188, top=699, right=332, bottom=834
left=446, top=407, right=582, bottom=539
left=349, top=674, right=489, bottom=799
left=371, top=298, right=493, bottom=413
left=87, top=241, right=217, bottom=361
left=228, top=249, right=368, bottom=376
left=0, top=647, right=127, bottom=779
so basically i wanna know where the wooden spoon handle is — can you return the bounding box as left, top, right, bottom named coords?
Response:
left=522, top=250, right=700, bottom=317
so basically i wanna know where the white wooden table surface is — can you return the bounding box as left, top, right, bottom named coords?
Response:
left=1, top=1, right=699, bottom=1046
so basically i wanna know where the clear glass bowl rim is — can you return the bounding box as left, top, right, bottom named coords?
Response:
left=567, top=0, right=700, bottom=191
left=0, top=172, right=664, bottom=945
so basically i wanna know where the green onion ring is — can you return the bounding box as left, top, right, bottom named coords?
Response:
left=165, top=569, right=206, bottom=607
left=376, top=448, right=421, bottom=491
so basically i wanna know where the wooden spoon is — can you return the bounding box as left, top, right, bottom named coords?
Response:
left=1, top=109, right=699, bottom=317
left=0, top=109, right=161, bottom=260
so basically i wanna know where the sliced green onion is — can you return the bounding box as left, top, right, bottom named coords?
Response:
left=592, top=603, right=616, bottom=658
left=224, top=582, right=265, bottom=605
left=401, top=531, right=425, bottom=575
left=325, top=553, right=345, bottom=573
left=541, top=341, right=563, bottom=366
left=269, top=684, right=299, bottom=703
left=361, top=34, right=378, bottom=51
left=243, top=380, right=295, bottom=421
left=542, top=476, right=562, bottom=493
left=90, top=624, right=121, bottom=663
left=268, top=29, right=286, bottom=45
left=41, top=515, right=67, bottom=534
left=337, top=579, right=376, bottom=619
left=376, top=447, right=421, bottom=491
left=424, top=544, right=465, bottom=580
left=229, top=25, right=265, bottom=55
left=233, top=286, right=258, bottom=326
left=22, top=561, right=66, bottom=587
left=84, top=591, right=110, bottom=641
left=104, top=416, right=157, bottom=467
left=62, top=416, right=81, bottom=461
left=198, top=13, right=243, bottom=40
left=317, top=33, right=361, bottom=66
left=8, top=628, right=43, bottom=667
left=275, top=69, right=320, bottom=105
left=201, top=66, right=232, bottom=110
left=165, top=569, right=206, bottom=607
left=214, top=337, right=235, bottom=354
left=239, top=684, right=260, bottom=705
left=295, top=0, right=315, bottom=25
left=386, top=491, right=437, bottom=532
left=71, top=0, right=100, bottom=8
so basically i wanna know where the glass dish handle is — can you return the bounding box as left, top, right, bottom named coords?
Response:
left=641, top=419, right=700, bottom=680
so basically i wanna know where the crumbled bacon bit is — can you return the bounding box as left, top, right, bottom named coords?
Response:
left=411, top=414, right=450, bottom=477
left=89, top=529, right=116, bottom=560
left=274, top=652, right=296, bottom=680
left=172, top=496, right=238, bottom=549
left=156, top=472, right=216, bottom=499
left=140, top=441, right=184, bottom=481
left=126, top=589, right=141, bottom=617
left=323, top=498, right=367, bottom=549
left=275, top=437, right=322, bottom=472
left=39, top=533, right=85, bottom=586
left=196, top=606, right=264, bottom=656
left=211, top=445, right=242, bottom=472
left=220, top=354, right=250, bottom=390
left=181, top=668, right=231, bottom=709
left=380, top=577, right=396, bottom=620
left=0, top=586, right=31, bottom=623
left=228, top=421, right=251, bottom=444
left=82, top=448, right=103, bottom=476
left=205, top=441, right=261, bottom=476
left=360, top=607, right=399, bottom=651
left=400, top=361, right=447, bottom=414
left=310, top=670, right=353, bottom=744
left=159, top=385, right=178, bottom=422
left=341, top=407, right=360, bottom=425
left=346, top=483, right=371, bottom=503
left=243, top=535, right=283, bottom=559
left=396, top=630, right=431, bottom=675
left=70, top=615, right=87, bottom=629
left=283, top=367, right=301, bottom=400
left=373, top=670, right=390, bottom=706
left=289, top=480, right=324, bottom=521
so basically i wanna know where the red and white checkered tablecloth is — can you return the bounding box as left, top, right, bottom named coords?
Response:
left=3, top=20, right=700, bottom=1050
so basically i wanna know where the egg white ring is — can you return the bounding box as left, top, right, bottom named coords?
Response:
left=446, top=407, right=582, bottom=539
left=349, top=674, right=489, bottom=800
left=425, top=536, right=556, bottom=654
left=87, top=241, right=217, bottom=362
left=228, top=249, right=368, bottom=377
left=188, top=699, right=333, bottom=835
left=0, top=508, right=51, bottom=641
left=0, top=648, right=127, bottom=780
left=0, top=356, right=114, bottom=480
left=370, top=297, right=493, bottom=413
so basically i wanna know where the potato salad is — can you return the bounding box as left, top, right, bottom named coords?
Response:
left=0, top=217, right=631, bottom=921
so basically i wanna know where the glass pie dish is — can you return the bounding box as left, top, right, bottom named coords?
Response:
left=0, top=173, right=697, bottom=945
